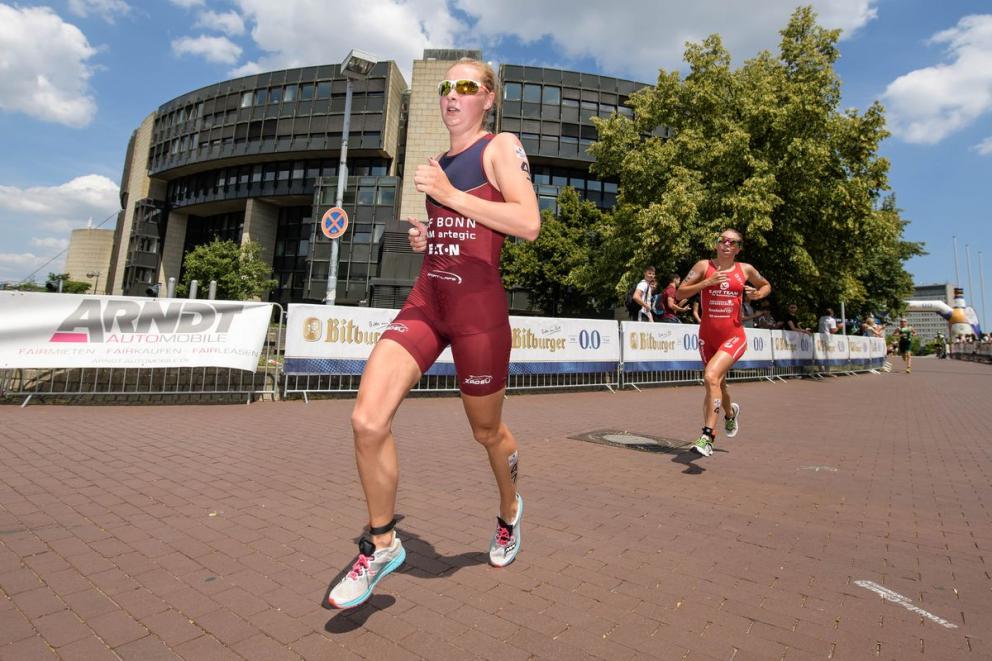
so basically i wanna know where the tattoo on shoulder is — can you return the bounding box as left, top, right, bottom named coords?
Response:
left=520, top=161, right=531, bottom=181
left=686, top=270, right=697, bottom=281
left=514, top=145, right=528, bottom=161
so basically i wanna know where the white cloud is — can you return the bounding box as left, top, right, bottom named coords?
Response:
left=194, top=9, right=245, bottom=36
left=0, top=5, right=98, bottom=127
left=974, top=136, right=992, bottom=156
left=30, top=237, right=70, bottom=250
left=172, top=34, right=243, bottom=65
left=0, top=175, right=120, bottom=219
left=453, top=0, right=877, bottom=81
left=67, top=0, right=132, bottom=23
left=170, top=0, right=205, bottom=7
left=229, top=0, right=463, bottom=81
left=0, top=174, right=118, bottom=280
left=884, top=15, right=992, bottom=145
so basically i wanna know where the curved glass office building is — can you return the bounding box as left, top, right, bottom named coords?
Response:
left=107, top=50, right=650, bottom=308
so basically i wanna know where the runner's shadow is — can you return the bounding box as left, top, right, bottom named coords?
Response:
left=670, top=447, right=728, bottom=474
left=343, top=515, right=488, bottom=580
left=396, top=528, right=489, bottom=579
left=324, top=594, right=396, bottom=634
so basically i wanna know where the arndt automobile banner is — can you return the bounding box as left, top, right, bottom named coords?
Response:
left=284, top=304, right=620, bottom=375
left=814, top=332, right=850, bottom=367
left=0, top=292, right=272, bottom=371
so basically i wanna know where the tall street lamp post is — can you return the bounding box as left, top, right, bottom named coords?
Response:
left=325, top=48, right=378, bottom=305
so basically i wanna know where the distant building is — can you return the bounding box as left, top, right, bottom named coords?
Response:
left=908, top=283, right=956, bottom=343
left=104, top=49, right=650, bottom=310
left=66, top=228, right=115, bottom=294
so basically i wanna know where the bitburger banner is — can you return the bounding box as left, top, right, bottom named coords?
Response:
left=0, top=292, right=273, bottom=371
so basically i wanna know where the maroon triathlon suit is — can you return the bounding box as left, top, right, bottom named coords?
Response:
left=379, top=134, right=510, bottom=396
left=698, top=261, right=748, bottom=365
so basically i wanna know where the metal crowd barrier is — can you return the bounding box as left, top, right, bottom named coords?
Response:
left=282, top=367, right=620, bottom=400
left=949, top=342, right=992, bottom=364
left=2, top=305, right=285, bottom=406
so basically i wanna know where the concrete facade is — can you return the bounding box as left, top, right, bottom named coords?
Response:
left=242, top=198, right=280, bottom=269
left=157, top=212, right=188, bottom=289
left=109, top=114, right=154, bottom=295
left=398, top=58, right=459, bottom=222
left=65, top=228, right=114, bottom=294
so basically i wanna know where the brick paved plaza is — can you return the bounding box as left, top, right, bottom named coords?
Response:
left=1, top=358, right=990, bottom=660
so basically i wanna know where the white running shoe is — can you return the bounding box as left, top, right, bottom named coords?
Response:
left=489, top=493, right=523, bottom=567
left=692, top=435, right=714, bottom=457
left=323, top=535, right=406, bottom=609
left=724, top=403, right=741, bottom=438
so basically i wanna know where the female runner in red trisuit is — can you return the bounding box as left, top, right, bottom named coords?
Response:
left=676, top=230, right=772, bottom=457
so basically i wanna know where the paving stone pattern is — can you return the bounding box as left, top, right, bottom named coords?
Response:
left=1, top=357, right=989, bottom=659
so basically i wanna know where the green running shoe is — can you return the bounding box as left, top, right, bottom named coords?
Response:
left=724, top=403, right=740, bottom=438
left=692, top=435, right=714, bottom=457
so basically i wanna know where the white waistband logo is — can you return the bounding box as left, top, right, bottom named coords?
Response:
left=428, top=270, right=463, bottom=284
left=463, top=374, right=493, bottom=385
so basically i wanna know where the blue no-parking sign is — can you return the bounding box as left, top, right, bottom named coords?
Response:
left=321, top=207, right=349, bottom=239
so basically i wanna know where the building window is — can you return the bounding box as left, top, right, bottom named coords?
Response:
left=300, top=84, right=314, bottom=101
left=542, top=86, right=561, bottom=105
left=240, top=91, right=253, bottom=108
left=316, top=81, right=331, bottom=99
left=503, top=82, right=521, bottom=101
left=255, top=89, right=267, bottom=105
left=283, top=85, right=297, bottom=102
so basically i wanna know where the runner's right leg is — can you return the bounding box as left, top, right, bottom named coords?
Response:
left=324, top=338, right=422, bottom=609
left=351, top=339, right=423, bottom=546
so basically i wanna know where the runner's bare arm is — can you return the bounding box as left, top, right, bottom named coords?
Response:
left=677, top=260, right=720, bottom=299
left=744, top=264, right=771, bottom=300
left=413, top=133, right=540, bottom=241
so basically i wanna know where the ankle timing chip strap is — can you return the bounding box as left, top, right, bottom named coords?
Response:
left=368, top=518, right=397, bottom=536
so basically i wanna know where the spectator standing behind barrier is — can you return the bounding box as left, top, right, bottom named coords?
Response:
left=630, top=266, right=655, bottom=322
left=818, top=308, right=841, bottom=334
left=781, top=304, right=811, bottom=333
left=755, top=301, right=776, bottom=329
left=657, top=273, right=689, bottom=323
left=861, top=315, right=884, bottom=338
left=690, top=299, right=702, bottom=324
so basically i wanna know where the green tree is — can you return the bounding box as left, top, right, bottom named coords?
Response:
left=501, top=187, right=609, bottom=316
left=177, top=239, right=277, bottom=300
left=46, top=272, right=91, bottom=294
left=587, top=6, right=922, bottom=316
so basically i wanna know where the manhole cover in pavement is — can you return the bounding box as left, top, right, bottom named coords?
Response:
left=568, top=429, right=690, bottom=453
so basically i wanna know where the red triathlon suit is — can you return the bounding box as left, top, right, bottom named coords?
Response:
left=379, top=134, right=511, bottom=396
left=698, top=261, right=748, bottom=365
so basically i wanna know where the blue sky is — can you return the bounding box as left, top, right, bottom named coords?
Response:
left=0, top=0, right=989, bottom=322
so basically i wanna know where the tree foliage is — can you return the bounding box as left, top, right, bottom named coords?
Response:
left=177, top=239, right=277, bottom=301
left=504, top=6, right=923, bottom=318
left=47, top=272, right=92, bottom=294
left=501, top=188, right=609, bottom=316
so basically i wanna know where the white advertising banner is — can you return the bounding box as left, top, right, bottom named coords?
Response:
left=814, top=332, right=850, bottom=366
left=847, top=335, right=871, bottom=366
left=620, top=322, right=703, bottom=371
left=869, top=336, right=887, bottom=366
left=284, top=305, right=620, bottom=375
left=770, top=330, right=814, bottom=366
left=738, top=328, right=773, bottom=369
left=0, top=292, right=272, bottom=371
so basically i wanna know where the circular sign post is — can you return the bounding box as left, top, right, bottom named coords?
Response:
left=321, top=207, right=349, bottom=240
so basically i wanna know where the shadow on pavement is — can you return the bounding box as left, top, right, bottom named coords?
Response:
left=324, top=594, right=397, bottom=633
left=669, top=446, right=729, bottom=474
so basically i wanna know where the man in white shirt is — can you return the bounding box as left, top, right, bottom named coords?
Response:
left=817, top=308, right=840, bottom=334
left=633, top=266, right=655, bottom=322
